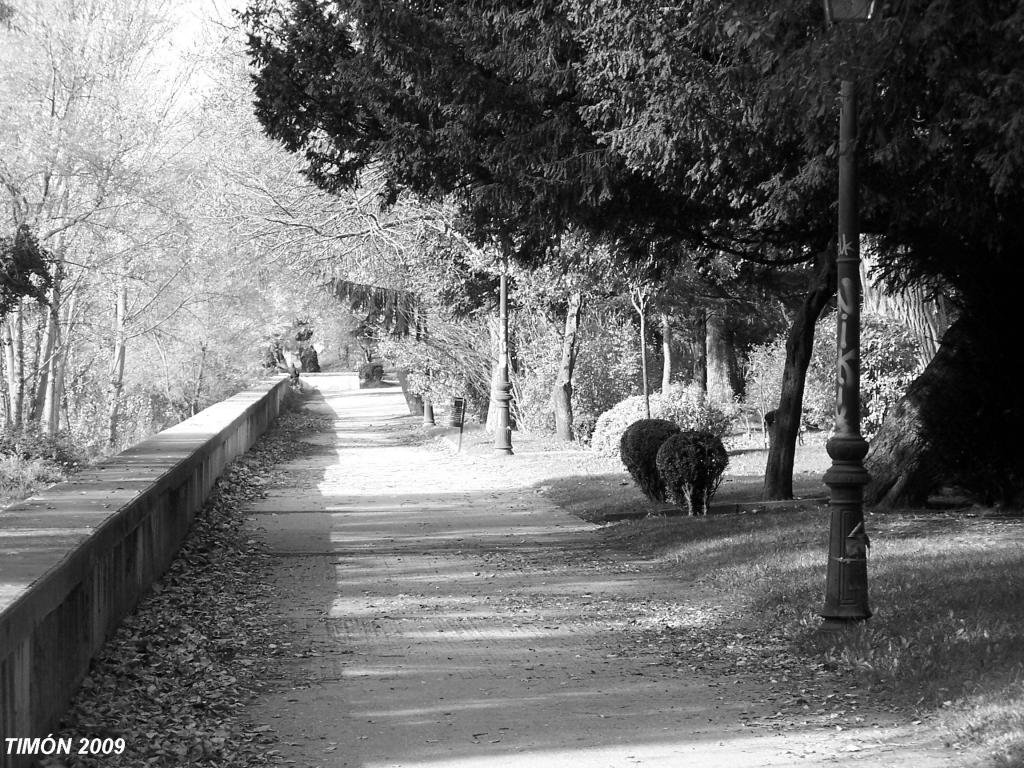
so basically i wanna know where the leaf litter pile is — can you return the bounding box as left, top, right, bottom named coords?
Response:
left=41, top=405, right=326, bottom=768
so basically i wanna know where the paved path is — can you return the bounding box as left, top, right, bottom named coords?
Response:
left=243, top=381, right=961, bottom=768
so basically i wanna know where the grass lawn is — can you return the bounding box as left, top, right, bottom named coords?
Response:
left=434, top=424, right=1024, bottom=767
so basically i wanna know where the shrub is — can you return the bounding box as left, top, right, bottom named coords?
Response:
left=376, top=332, right=491, bottom=416
left=656, top=431, right=730, bottom=516
left=0, top=428, right=84, bottom=471
left=512, top=367, right=557, bottom=435
left=620, top=419, right=681, bottom=502
left=0, top=455, right=66, bottom=503
left=572, top=414, right=598, bottom=445
left=572, top=310, right=648, bottom=430
left=358, top=361, right=384, bottom=385
left=742, top=322, right=833, bottom=430
left=510, top=307, right=650, bottom=439
left=508, top=312, right=560, bottom=434
left=591, top=383, right=733, bottom=458
left=860, top=317, right=921, bottom=439
left=742, top=313, right=923, bottom=437
left=299, top=346, right=321, bottom=373
left=0, top=429, right=85, bottom=505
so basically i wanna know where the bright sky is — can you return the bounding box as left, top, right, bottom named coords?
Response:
left=155, top=0, right=250, bottom=106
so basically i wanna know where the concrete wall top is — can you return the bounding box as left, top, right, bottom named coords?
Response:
left=0, top=377, right=287, bottom=632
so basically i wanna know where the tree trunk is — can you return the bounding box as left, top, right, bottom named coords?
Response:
left=861, top=247, right=951, bottom=369
left=190, top=343, right=208, bottom=416
left=660, top=312, right=673, bottom=391
left=4, top=305, right=27, bottom=429
left=705, top=301, right=736, bottom=403
left=27, top=304, right=49, bottom=423
left=0, top=376, right=8, bottom=428
left=631, top=287, right=651, bottom=418
left=43, top=339, right=68, bottom=436
left=485, top=314, right=501, bottom=431
left=42, top=291, right=76, bottom=436
left=639, top=309, right=650, bottom=417
left=552, top=290, right=583, bottom=440
left=1, top=315, right=19, bottom=428
left=763, top=247, right=837, bottom=500
left=693, top=311, right=708, bottom=394
left=864, top=313, right=1024, bottom=507
left=33, top=274, right=63, bottom=424
left=106, top=281, right=128, bottom=448
left=34, top=309, right=57, bottom=425
left=395, top=369, right=424, bottom=416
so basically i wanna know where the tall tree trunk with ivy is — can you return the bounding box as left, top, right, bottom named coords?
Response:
left=705, top=301, right=737, bottom=403
left=552, top=290, right=583, bottom=440
left=763, top=248, right=836, bottom=500
left=32, top=306, right=56, bottom=422
left=25, top=304, right=47, bottom=422
left=692, top=310, right=708, bottom=394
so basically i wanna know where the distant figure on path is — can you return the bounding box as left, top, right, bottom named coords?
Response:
left=264, top=319, right=318, bottom=391
left=281, top=337, right=302, bottom=389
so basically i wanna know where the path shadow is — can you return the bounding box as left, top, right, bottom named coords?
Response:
left=248, top=386, right=982, bottom=767
left=248, top=393, right=808, bottom=765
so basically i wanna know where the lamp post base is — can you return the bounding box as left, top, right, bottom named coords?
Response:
left=493, top=269, right=514, bottom=456
left=492, top=375, right=514, bottom=455
left=822, top=434, right=871, bottom=621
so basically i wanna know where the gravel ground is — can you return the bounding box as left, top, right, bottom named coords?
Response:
left=40, top=404, right=329, bottom=768
left=36, top=391, right=973, bottom=768
left=237, top=387, right=963, bottom=767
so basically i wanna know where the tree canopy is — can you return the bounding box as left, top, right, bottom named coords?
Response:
left=0, top=224, right=51, bottom=318
left=570, top=0, right=1024, bottom=317
left=247, top=0, right=1024, bottom=314
left=244, top=0, right=1024, bottom=504
left=241, top=0, right=740, bottom=266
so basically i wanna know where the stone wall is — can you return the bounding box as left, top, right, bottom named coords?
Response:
left=0, top=378, right=291, bottom=767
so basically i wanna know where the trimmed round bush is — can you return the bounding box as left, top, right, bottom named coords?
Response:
left=591, top=383, right=734, bottom=458
left=620, top=419, right=681, bottom=502
left=656, top=431, right=730, bottom=516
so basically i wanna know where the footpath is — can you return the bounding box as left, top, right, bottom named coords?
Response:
left=241, top=379, right=961, bottom=768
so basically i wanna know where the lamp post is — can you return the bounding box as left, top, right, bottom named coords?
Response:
left=493, top=264, right=514, bottom=455
left=821, top=0, right=876, bottom=623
